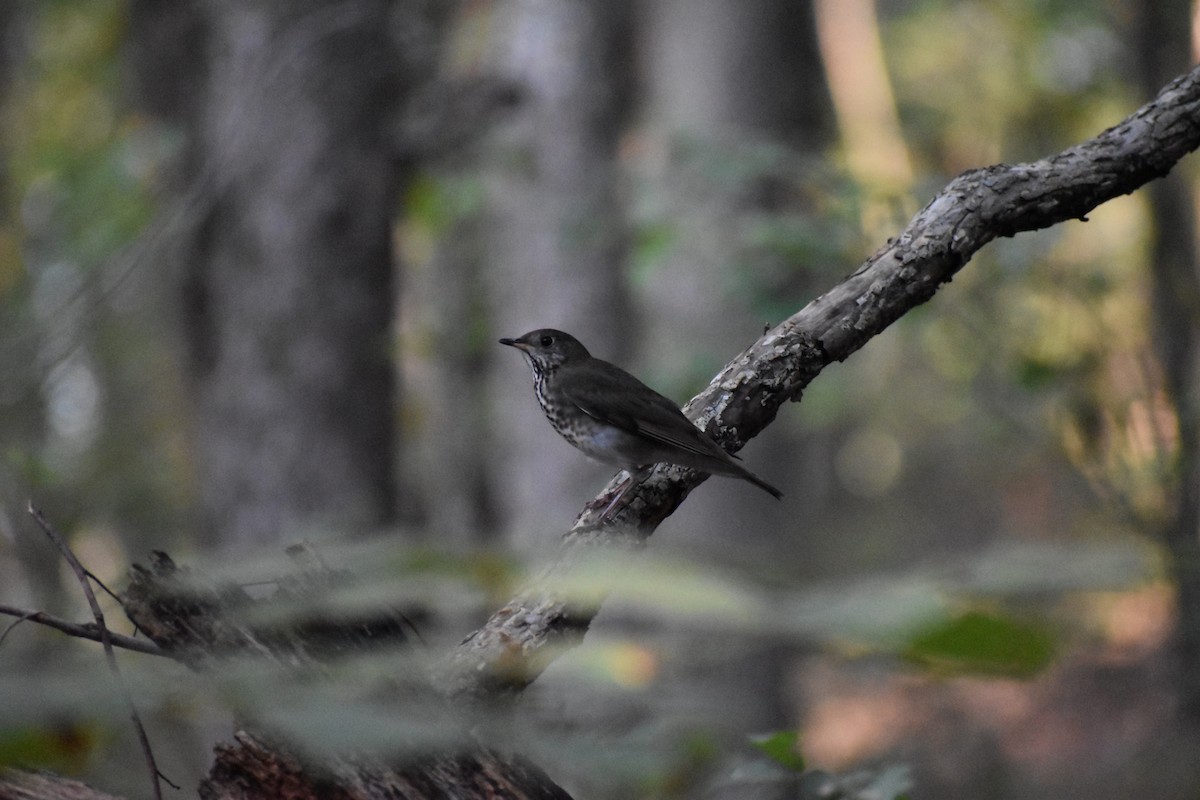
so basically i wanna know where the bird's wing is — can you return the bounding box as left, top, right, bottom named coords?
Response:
left=559, top=363, right=730, bottom=461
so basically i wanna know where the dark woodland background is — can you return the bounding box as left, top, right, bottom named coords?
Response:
left=1, top=1, right=1199, bottom=798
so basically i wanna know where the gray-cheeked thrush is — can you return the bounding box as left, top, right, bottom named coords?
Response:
left=499, top=329, right=782, bottom=516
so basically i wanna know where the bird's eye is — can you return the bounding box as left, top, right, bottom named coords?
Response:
left=540, top=335, right=555, bottom=347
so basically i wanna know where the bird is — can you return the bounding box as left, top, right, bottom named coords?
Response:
left=499, top=328, right=782, bottom=517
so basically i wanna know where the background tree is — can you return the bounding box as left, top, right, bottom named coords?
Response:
left=610, top=4, right=836, bottom=788
left=147, top=0, right=408, bottom=548
left=1134, top=0, right=1200, bottom=723
left=481, top=0, right=635, bottom=541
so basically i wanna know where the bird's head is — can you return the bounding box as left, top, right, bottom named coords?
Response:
left=499, top=329, right=591, bottom=375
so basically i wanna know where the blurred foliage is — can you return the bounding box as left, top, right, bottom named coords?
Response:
left=0, top=722, right=102, bottom=775
left=0, top=0, right=185, bottom=553
left=795, top=765, right=913, bottom=800
left=903, top=609, right=1056, bottom=678
left=886, top=0, right=1128, bottom=170
left=750, top=729, right=806, bottom=772
left=403, top=172, right=487, bottom=246
left=878, top=0, right=1173, bottom=540
left=5, top=0, right=149, bottom=264
left=0, top=533, right=1148, bottom=792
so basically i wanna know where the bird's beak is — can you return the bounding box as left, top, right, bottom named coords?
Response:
left=499, top=337, right=528, bottom=351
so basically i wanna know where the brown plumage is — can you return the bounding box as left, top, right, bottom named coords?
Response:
left=499, top=329, right=782, bottom=512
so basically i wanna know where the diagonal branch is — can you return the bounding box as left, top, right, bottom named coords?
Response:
left=442, top=64, right=1200, bottom=699
left=0, top=602, right=165, bottom=656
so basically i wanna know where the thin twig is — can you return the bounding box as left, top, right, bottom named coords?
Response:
left=85, top=568, right=154, bottom=639
left=28, top=503, right=166, bottom=800
left=86, top=568, right=125, bottom=604
left=0, top=611, right=36, bottom=649
left=0, top=603, right=165, bottom=656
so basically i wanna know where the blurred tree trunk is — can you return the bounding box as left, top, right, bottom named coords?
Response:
left=1133, top=0, right=1200, bottom=721
left=634, top=2, right=833, bottom=795
left=483, top=0, right=634, bottom=544
left=132, top=1, right=410, bottom=548
left=636, top=0, right=834, bottom=538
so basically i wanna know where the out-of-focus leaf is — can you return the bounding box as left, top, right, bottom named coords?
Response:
left=749, top=729, right=805, bottom=772
left=0, top=723, right=101, bottom=772
left=543, top=551, right=764, bottom=626
left=630, top=222, right=677, bottom=282
left=746, top=216, right=840, bottom=267
left=958, top=539, right=1153, bottom=596
left=5, top=447, right=58, bottom=488
left=1016, top=356, right=1063, bottom=389
left=781, top=576, right=949, bottom=648
left=798, top=764, right=912, bottom=800
left=903, top=610, right=1056, bottom=678
left=405, top=173, right=484, bottom=235
left=552, top=640, right=661, bottom=688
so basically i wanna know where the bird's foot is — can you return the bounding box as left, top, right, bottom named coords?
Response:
left=592, top=467, right=655, bottom=522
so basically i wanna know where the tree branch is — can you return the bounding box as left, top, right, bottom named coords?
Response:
left=0, top=769, right=125, bottom=800
left=0, top=602, right=165, bottom=657
left=442, top=63, right=1200, bottom=699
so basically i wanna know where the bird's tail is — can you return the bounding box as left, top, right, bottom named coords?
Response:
left=741, top=467, right=783, bottom=500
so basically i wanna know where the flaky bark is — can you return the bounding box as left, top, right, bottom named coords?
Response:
left=443, top=64, right=1200, bottom=699
left=198, top=732, right=570, bottom=800
left=0, top=771, right=124, bottom=800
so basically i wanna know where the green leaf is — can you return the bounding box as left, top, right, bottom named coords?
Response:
left=0, top=723, right=101, bottom=772
left=630, top=222, right=677, bottom=283
left=904, top=610, right=1056, bottom=678
left=749, top=730, right=805, bottom=772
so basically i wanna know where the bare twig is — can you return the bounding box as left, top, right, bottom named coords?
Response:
left=0, top=603, right=165, bottom=657
left=0, top=610, right=36, bottom=649
left=27, top=503, right=167, bottom=800
left=84, top=568, right=126, bottom=605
